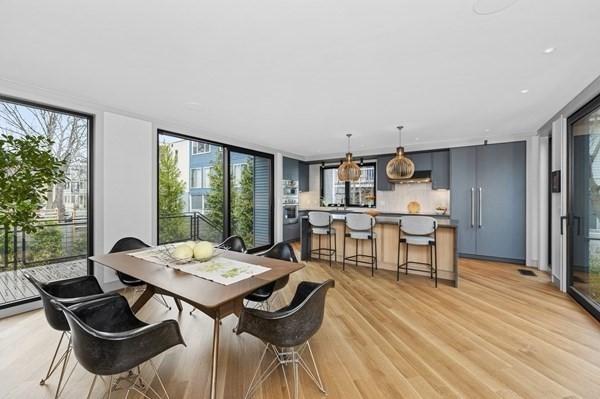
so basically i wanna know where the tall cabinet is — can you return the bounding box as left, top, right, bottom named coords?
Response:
left=450, top=142, right=526, bottom=261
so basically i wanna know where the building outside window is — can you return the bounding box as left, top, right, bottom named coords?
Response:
left=191, top=168, right=202, bottom=188
left=202, top=166, right=212, bottom=188
left=191, top=142, right=210, bottom=155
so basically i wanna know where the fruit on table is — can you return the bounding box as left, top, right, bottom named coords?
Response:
left=173, top=244, right=193, bottom=260
left=193, top=241, right=214, bottom=260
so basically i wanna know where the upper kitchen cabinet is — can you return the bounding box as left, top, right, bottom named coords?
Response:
left=376, top=154, right=394, bottom=191
left=408, top=151, right=432, bottom=171
left=450, top=142, right=526, bottom=262
left=299, top=161, right=309, bottom=192
left=431, top=150, right=450, bottom=190
left=283, top=157, right=299, bottom=181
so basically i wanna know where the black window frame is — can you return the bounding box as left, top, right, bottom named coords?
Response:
left=0, top=94, right=94, bottom=311
left=157, top=129, right=275, bottom=253
left=320, top=162, right=377, bottom=208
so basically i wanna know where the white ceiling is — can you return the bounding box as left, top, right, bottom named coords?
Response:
left=1, top=0, right=600, bottom=158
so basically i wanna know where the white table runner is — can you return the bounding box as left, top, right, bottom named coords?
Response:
left=129, top=246, right=271, bottom=286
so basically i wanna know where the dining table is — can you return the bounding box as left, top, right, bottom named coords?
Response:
left=90, top=248, right=304, bottom=399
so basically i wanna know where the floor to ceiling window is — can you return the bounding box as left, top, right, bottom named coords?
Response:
left=0, top=96, right=92, bottom=309
left=568, top=93, right=600, bottom=321
left=157, top=130, right=273, bottom=250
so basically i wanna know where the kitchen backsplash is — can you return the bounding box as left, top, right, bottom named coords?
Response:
left=299, top=183, right=450, bottom=214
left=377, top=183, right=449, bottom=214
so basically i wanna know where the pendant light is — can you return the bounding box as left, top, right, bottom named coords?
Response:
left=337, top=134, right=361, bottom=182
left=386, top=126, right=414, bottom=181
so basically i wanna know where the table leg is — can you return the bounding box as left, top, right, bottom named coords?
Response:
left=174, top=298, right=184, bottom=312
left=210, top=315, right=220, bottom=399
left=131, top=286, right=155, bottom=313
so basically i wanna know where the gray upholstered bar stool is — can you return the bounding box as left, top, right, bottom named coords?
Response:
left=342, top=213, right=377, bottom=276
left=397, top=216, right=438, bottom=287
left=308, top=211, right=337, bottom=266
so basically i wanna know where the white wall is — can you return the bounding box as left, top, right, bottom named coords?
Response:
left=100, top=112, right=154, bottom=287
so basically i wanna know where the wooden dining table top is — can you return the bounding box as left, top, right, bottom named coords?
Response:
left=90, top=249, right=305, bottom=309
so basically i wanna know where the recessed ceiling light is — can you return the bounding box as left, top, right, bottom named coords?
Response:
left=185, top=101, right=203, bottom=110
left=543, top=47, right=556, bottom=54
left=485, top=128, right=490, bottom=132
left=473, top=0, right=520, bottom=15
left=415, top=137, right=419, bottom=141
left=520, top=89, right=529, bottom=94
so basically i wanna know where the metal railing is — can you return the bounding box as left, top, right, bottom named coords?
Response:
left=158, top=212, right=223, bottom=245
left=1, top=219, right=88, bottom=271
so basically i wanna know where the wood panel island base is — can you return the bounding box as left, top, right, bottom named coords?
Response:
left=301, top=214, right=459, bottom=287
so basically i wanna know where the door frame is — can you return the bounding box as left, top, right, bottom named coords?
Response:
left=0, top=94, right=94, bottom=311
left=566, top=92, right=600, bottom=321
left=156, top=129, right=275, bottom=252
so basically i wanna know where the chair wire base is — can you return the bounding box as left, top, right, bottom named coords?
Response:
left=86, top=360, right=169, bottom=399
left=40, top=331, right=78, bottom=399
left=244, top=341, right=326, bottom=399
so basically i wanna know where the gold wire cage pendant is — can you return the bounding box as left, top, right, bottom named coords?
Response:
left=337, top=133, right=362, bottom=182
left=386, top=126, right=415, bottom=180
left=386, top=146, right=415, bottom=180
left=338, top=152, right=361, bottom=182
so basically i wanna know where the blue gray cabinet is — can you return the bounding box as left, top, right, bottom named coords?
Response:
left=283, top=157, right=299, bottom=181
left=431, top=150, right=449, bottom=190
left=299, top=161, right=309, bottom=192
left=376, top=154, right=394, bottom=191
left=450, top=142, right=526, bottom=261
left=450, top=146, right=478, bottom=255
left=408, top=152, right=432, bottom=171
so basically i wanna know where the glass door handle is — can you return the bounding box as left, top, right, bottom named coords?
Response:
left=560, top=216, right=569, bottom=235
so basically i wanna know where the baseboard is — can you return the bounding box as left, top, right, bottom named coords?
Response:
left=459, top=253, right=525, bottom=265
left=0, top=298, right=42, bottom=319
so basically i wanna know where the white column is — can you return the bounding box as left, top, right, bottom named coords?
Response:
left=526, top=136, right=540, bottom=268
left=274, top=153, right=283, bottom=242
left=538, top=136, right=550, bottom=271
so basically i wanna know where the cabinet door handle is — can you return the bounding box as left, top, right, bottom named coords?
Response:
left=478, top=187, right=483, bottom=228
left=470, top=188, right=475, bottom=227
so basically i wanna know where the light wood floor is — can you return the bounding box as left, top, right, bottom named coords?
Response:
left=1, top=255, right=600, bottom=399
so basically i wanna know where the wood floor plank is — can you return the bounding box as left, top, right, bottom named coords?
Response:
left=1, top=252, right=600, bottom=399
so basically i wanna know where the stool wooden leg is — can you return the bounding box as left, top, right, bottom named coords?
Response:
left=318, top=235, right=322, bottom=260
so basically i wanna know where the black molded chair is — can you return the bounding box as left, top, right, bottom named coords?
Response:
left=217, top=235, right=247, bottom=253
left=52, top=295, right=185, bottom=399
left=244, top=242, right=298, bottom=309
left=110, top=237, right=181, bottom=311
left=24, top=273, right=115, bottom=399
left=236, top=280, right=335, bottom=399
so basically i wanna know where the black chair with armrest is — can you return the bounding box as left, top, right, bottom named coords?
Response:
left=217, top=235, right=247, bottom=253
left=244, top=242, right=298, bottom=310
left=110, top=236, right=183, bottom=311
left=24, top=273, right=116, bottom=399
left=236, top=279, right=335, bottom=399
left=52, top=294, right=185, bottom=399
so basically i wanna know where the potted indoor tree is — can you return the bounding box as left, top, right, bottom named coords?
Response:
left=0, top=134, right=66, bottom=267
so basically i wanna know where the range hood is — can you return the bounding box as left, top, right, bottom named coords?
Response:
left=390, top=170, right=431, bottom=184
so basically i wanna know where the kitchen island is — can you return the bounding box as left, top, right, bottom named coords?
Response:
left=300, top=212, right=459, bottom=287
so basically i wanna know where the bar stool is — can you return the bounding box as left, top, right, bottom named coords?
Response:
left=397, top=216, right=438, bottom=287
left=343, top=213, right=377, bottom=276
left=308, top=211, right=336, bottom=266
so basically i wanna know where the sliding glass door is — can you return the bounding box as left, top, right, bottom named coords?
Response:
left=568, top=94, right=600, bottom=320
left=158, top=131, right=273, bottom=251
left=0, top=96, right=93, bottom=309
left=229, top=151, right=272, bottom=249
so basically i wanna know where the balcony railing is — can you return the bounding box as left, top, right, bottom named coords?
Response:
left=158, top=212, right=223, bottom=245
left=0, top=219, right=88, bottom=271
